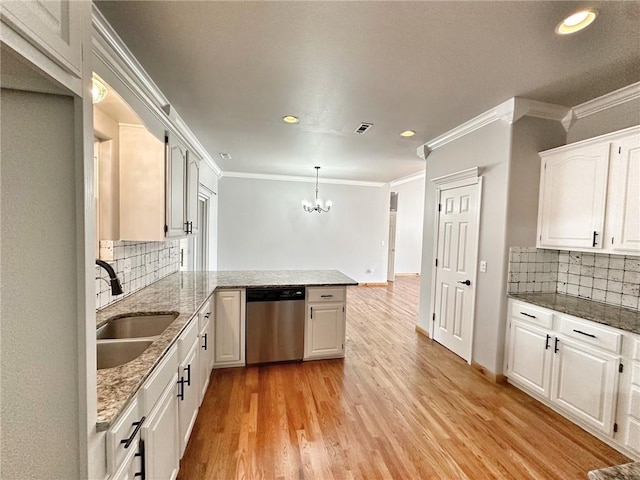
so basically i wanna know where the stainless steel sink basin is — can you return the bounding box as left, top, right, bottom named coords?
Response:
left=96, top=312, right=178, bottom=340
left=97, top=340, right=153, bottom=370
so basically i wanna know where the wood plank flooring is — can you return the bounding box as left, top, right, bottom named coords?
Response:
left=178, top=277, right=628, bottom=479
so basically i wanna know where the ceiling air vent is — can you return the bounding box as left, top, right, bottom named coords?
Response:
left=219, top=153, right=232, bottom=160
left=354, top=122, right=373, bottom=134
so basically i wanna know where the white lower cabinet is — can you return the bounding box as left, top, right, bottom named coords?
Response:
left=505, top=299, right=639, bottom=459
left=108, top=345, right=180, bottom=480
left=214, top=289, right=245, bottom=367
left=142, top=374, right=180, bottom=480
left=177, top=333, right=200, bottom=457
left=624, top=337, right=640, bottom=455
left=110, top=446, right=142, bottom=480
left=550, top=336, right=620, bottom=434
left=198, top=317, right=212, bottom=403
left=305, top=287, right=346, bottom=360
left=507, top=320, right=552, bottom=398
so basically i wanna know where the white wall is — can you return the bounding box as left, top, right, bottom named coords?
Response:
left=218, top=176, right=390, bottom=283
left=1, top=89, right=81, bottom=479
left=418, top=116, right=566, bottom=374
left=391, top=175, right=425, bottom=274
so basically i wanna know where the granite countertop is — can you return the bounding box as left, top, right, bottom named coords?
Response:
left=508, top=293, right=640, bottom=335
left=588, top=461, right=640, bottom=479
left=96, top=270, right=357, bottom=431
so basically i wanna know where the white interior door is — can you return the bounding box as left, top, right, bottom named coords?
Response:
left=387, top=211, right=397, bottom=282
left=432, top=182, right=480, bottom=361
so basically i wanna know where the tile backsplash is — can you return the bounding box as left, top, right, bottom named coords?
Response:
left=508, top=247, right=640, bottom=311
left=95, top=240, right=180, bottom=310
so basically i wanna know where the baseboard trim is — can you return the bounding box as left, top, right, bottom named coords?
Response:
left=358, top=282, right=389, bottom=287
left=471, top=361, right=507, bottom=384
left=415, top=324, right=430, bottom=338
left=395, top=273, right=420, bottom=277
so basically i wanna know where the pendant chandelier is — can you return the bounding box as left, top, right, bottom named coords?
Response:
left=302, top=166, right=332, bottom=213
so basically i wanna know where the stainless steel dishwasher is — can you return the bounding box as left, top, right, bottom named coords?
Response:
left=245, top=287, right=305, bottom=365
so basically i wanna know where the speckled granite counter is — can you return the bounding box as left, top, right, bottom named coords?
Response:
left=588, top=461, right=640, bottom=479
left=508, top=293, right=640, bottom=335
left=96, top=270, right=357, bottom=431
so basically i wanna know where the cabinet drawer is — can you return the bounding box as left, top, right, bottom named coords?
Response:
left=557, top=316, right=622, bottom=354
left=198, top=298, right=213, bottom=331
left=107, top=396, right=142, bottom=474
left=141, top=344, right=178, bottom=413
left=308, top=287, right=346, bottom=303
left=178, top=318, right=199, bottom=362
left=511, top=301, right=553, bottom=329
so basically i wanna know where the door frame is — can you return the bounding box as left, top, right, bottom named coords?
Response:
left=429, top=167, right=483, bottom=363
left=387, top=211, right=397, bottom=282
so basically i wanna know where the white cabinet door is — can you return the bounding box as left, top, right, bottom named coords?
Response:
left=507, top=320, right=553, bottom=398
left=198, top=318, right=211, bottom=404
left=214, top=290, right=245, bottom=367
left=609, top=132, right=640, bottom=253
left=1, top=0, right=82, bottom=77
left=177, top=340, right=199, bottom=457
left=186, top=151, right=200, bottom=235
left=551, top=336, right=620, bottom=435
left=110, top=446, right=141, bottom=480
left=538, top=143, right=610, bottom=249
left=165, top=134, right=187, bottom=238
left=142, top=374, right=180, bottom=480
left=304, top=302, right=345, bottom=360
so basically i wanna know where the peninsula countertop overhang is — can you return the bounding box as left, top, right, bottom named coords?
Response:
left=96, top=270, right=357, bottom=430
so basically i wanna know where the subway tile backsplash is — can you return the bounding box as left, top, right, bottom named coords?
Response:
left=508, top=247, right=640, bottom=311
left=95, top=240, right=180, bottom=310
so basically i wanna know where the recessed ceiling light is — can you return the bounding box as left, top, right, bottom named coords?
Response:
left=219, top=153, right=232, bottom=160
left=282, top=115, right=299, bottom=124
left=400, top=130, right=416, bottom=137
left=556, top=10, right=597, bottom=35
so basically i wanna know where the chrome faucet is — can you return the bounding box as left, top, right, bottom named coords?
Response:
left=96, top=259, right=124, bottom=295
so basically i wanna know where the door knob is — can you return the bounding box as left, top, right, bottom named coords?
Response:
left=457, top=280, right=471, bottom=286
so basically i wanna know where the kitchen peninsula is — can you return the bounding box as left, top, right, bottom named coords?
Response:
left=96, top=269, right=357, bottom=430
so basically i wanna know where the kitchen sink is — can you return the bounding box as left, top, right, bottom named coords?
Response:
left=96, top=312, right=179, bottom=340
left=97, top=340, right=153, bottom=370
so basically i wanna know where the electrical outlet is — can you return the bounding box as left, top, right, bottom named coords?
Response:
left=480, top=260, right=487, bottom=273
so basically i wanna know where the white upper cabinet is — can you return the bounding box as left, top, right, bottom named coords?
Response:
left=1, top=0, right=84, bottom=94
left=186, top=150, right=200, bottom=236
left=166, top=134, right=188, bottom=238
left=537, top=143, right=610, bottom=250
left=537, top=126, right=640, bottom=254
left=609, top=133, right=640, bottom=253
left=165, top=132, right=200, bottom=238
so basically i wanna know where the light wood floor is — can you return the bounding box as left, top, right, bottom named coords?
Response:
left=178, top=276, right=628, bottom=479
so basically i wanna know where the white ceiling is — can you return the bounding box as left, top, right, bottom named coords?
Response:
left=95, top=1, right=640, bottom=183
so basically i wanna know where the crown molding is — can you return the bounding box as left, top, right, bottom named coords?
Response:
left=418, top=97, right=571, bottom=156
left=390, top=171, right=425, bottom=188
left=572, top=81, right=640, bottom=119
left=222, top=171, right=387, bottom=187
left=91, top=5, right=222, bottom=177
left=432, top=167, right=480, bottom=186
